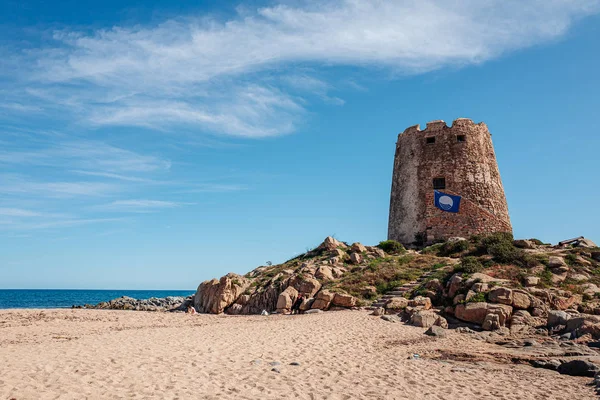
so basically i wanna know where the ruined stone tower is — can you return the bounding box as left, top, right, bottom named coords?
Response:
left=388, top=118, right=511, bottom=245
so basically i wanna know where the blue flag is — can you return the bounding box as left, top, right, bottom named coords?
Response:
left=434, top=190, right=461, bottom=213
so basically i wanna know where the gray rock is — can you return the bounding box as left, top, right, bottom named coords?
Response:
left=381, top=315, right=402, bottom=323
left=271, top=367, right=281, bottom=373
left=547, top=310, right=569, bottom=328
left=531, top=359, right=561, bottom=371
left=424, top=325, right=447, bottom=338
left=289, top=362, right=301, bottom=366
left=269, top=361, right=281, bottom=366
left=304, top=309, right=323, bottom=314
left=557, top=360, right=600, bottom=377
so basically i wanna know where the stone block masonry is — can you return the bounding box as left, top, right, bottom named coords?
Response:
left=388, top=118, right=512, bottom=245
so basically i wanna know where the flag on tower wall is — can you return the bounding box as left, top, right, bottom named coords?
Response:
left=434, top=190, right=461, bottom=213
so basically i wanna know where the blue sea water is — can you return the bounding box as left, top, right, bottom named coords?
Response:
left=0, top=289, right=195, bottom=309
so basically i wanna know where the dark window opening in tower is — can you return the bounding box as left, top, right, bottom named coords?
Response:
left=457, top=135, right=466, bottom=142
left=433, top=178, right=446, bottom=190
left=426, top=137, right=435, bottom=144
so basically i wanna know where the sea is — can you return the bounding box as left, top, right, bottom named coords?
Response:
left=0, top=289, right=195, bottom=309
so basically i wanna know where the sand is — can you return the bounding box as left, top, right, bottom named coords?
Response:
left=0, top=309, right=595, bottom=400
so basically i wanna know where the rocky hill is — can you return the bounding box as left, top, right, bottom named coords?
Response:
left=188, top=233, right=600, bottom=339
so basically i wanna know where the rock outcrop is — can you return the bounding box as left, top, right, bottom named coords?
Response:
left=194, top=273, right=251, bottom=314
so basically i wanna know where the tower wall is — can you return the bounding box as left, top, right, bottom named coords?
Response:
left=388, top=118, right=511, bottom=245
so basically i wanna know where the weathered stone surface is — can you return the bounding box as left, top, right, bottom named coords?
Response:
left=487, top=304, right=513, bottom=327
left=381, top=315, right=402, bottom=323
left=366, top=246, right=386, bottom=258
left=514, top=239, right=536, bottom=249
left=482, top=313, right=500, bottom=331
left=361, top=286, right=377, bottom=297
left=194, top=273, right=250, bottom=314
left=408, top=296, right=432, bottom=310
left=548, top=256, right=568, bottom=272
left=290, top=276, right=322, bottom=298
left=351, top=242, right=367, bottom=253
left=371, top=307, right=385, bottom=316
left=592, top=251, right=600, bottom=262
left=523, top=276, right=539, bottom=287
left=575, top=238, right=598, bottom=248
left=557, top=360, right=600, bottom=377
left=453, top=294, right=466, bottom=305
left=331, top=293, right=357, bottom=308
left=317, top=236, right=347, bottom=251
left=388, top=120, right=511, bottom=245
left=424, top=279, right=443, bottom=293
left=311, top=290, right=336, bottom=310
left=424, top=325, right=447, bottom=337
left=488, top=287, right=513, bottom=305
left=448, top=274, right=463, bottom=298
left=315, top=266, right=335, bottom=281
left=350, top=252, right=363, bottom=265
left=455, top=302, right=489, bottom=325
left=304, top=309, right=322, bottom=314
left=411, top=311, right=438, bottom=328
left=87, top=295, right=190, bottom=312
left=299, top=297, right=315, bottom=311
left=581, top=283, right=600, bottom=297
left=471, top=282, right=488, bottom=293
left=276, top=286, right=299, bottom=313
left=547, top=310, right=569, bottom=327
left=512, top=290, right=532, bottom=310
left=385, top=297, right=409, bottom=312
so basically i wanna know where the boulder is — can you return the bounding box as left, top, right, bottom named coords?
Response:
left=548, top=256, right=569, bottom=273
left=523, top=276, right=539, bottom=287
left=455, top=302, right=489, bottom=325
left=482, top=313, right=500, bottom=331
left=276, top=286, right=299, bottom=313
left=514, top=239, right=536, bottom=249
left=557, top=360, right=600, bottom=377
left=575, top=238, right=598, bottom=248
left=447, top=274, right=463, bottom=298
left=381, top=315, right=402, bottom=323
left=569, top=273, right=589, bottom=282
left=551, top=273, right=567, bottom=284
left=315, top=266, right=335, bottom=281
left=547, top=310, right=570, bottom=327
left=290, top=276, right=322, bottom=297
left=366, top=246, right=386, bottom=258
left=193, top=273, right=251, bottom=314
left=408, top=296, right=432, bottom=310
left=591, top=251, right=600, bottom=262
left=487, top=304, right=513, bottom=327
left=411, top=311, right=438, bottom=328
left=371, top=307, right=385, bottom=316
left=469, top=273, right=509, bottom=284
left=317, top=236, right=347, bottom=251
left=299, top=297, right=315, bottom=311
left=331, top=293, right=357, bottom=308
left=512, top=290, right=532, bottom=310
left=385, top=297, right=409, bottom=312
left=465, top=290, right=477, bottom=302
left=424, top=325, right=447, bottom=338
left=424, top=279, right=443, bottom=293
left=351, top=242, right=367, bottom=253
left=581, top=283, right=600, bottom=297
left=488, top=287, right=513, bottom=305
left=350, top=252, right=363, bottom=265
left=311, top=290, right=336, bottom=310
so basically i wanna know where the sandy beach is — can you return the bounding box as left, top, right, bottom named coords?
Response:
left=0, top=309, right=595, bottom=400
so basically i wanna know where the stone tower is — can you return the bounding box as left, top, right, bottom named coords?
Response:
left=388, top=118, right=511, bottom=245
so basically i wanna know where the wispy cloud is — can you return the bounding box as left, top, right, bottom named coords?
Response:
left=93, top=199, right=194, bottom=213
left=0, top=174, right=120, bottom=198
left=0, top=140, right=171, bottom=173
left=5, top=0, right=598, bottom=137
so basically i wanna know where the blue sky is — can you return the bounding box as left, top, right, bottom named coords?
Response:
left=1, top=0, right=599, bottom=289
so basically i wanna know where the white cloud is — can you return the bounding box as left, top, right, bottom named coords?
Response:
left=93, top=199, right=193, bottom=213
left=0, top=174, right=120, bottom=198
left=0, top=140, right=171, bottom=173
left=8, top=0, right=597, bottom=137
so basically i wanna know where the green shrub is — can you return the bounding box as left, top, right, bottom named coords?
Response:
left=377, top=240, right=406, bottom=255
left=440, top=239, right=469, bottom=256
left=421, top=243, right=443, bottom=255
left=467, top=292, right=486, bottom=303
left=454, top=256, right=484, bottom=274
left=565, top=253, right=579, bottom=266
left=529, top=238, right=545, bottom=246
